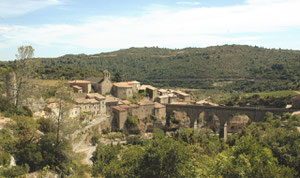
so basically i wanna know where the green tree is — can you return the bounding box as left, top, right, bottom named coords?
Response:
left=214, top=136, right=297, bottom=177
left=91, top=143, right=121, bottom=177
left=112, top=72, right=124, bottom=82
left=139, top=137, right=195, bottom=178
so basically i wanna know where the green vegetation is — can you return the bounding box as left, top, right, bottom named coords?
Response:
left=245, top=90, right=298, bottom=97
left=91, top=114, right=300, bottom=177
left=125, top=115, right=139, bottom=129
left=222, top=93, right=294, bottom=108
left=0, top=106, right=88, bottom=177
left=4, top=45, right=297, bottom=92
left=0, top=96, right=33, bottom=117
left=91, top=132, right=102, bottom=146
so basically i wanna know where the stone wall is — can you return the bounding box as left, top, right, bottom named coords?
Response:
left=112, top=109, right=128, bottom=130
left=112, top=86, right=133, bottom=99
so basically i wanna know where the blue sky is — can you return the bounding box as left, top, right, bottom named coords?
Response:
left=0, top=0, right=300, bottom=60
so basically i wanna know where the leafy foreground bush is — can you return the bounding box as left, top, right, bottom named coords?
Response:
left=0, top=116, right=89, bottom=177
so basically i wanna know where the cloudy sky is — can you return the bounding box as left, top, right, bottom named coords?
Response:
left=0, top=0, right=300, bottom=60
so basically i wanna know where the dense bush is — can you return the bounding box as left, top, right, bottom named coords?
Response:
left=222, top=94, right=294, bottom=108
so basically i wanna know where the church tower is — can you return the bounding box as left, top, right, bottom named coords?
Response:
left=103, top=70, right=110, bottom=80
left=97, top=70, right=113, bottom=95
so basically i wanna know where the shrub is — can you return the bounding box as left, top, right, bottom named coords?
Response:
left=125, top=115, right=138, bottom=129
left=91, top=133, right=102, bottom=146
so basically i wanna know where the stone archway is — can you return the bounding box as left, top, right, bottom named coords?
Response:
left=193, top=111, right=206, bottom=129
left=227, top=115, right=250, bottom=133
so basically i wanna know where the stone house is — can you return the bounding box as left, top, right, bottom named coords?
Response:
left=158, top=89, right=168, bottom=96
left=69, top=80, right=91, bottom=93
left=75, top=93, right=106, bottom=117
left=112, top=105, right=128, bottom=130
left=174, top=90, right=191, bottom=103
left=86, top=93, right=106, bottom=114
left=139, top=85, right=158, bottom=101
left=72, top=85, right=83, bottom=93
left=45, top=101, right=80, bottom=119
left=127, top=81, right=141, bottom=93
left=112, top=100, right=166, bottom=130
left=156, top=95, right=169, bottom=104
left=69, top=105, right=81, bottom=118
left=112, top=82, right=133, bottom=99
left=168, top=93, right=178, bottom=104
left=75, top=98, right=99, bottom=116
left=105, top=95, right=120, bottom=115
left=146, top=86, right=158, bottom=101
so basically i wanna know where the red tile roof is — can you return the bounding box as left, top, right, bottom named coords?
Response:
left=112, top=106, right=127, bottom=112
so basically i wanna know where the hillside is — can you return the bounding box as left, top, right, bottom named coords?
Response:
left=5, top=45, right=300, bottom=92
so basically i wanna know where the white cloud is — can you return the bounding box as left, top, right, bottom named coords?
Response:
left=176, top=1, right=201, bottom=5
left=0, top=0, right=300, bottom=58
left=0, top=0, right=62, bottom=17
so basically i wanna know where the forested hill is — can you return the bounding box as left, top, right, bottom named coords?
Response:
left=32, top=45, right=300, bottom=92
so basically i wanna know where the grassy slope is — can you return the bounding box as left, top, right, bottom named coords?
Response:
left=245, top=90, right=298, bottom=97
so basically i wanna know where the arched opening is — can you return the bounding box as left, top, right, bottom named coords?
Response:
left=228, top=114, right=250, bottom=133
left=194, top=111, right=205, bottom=129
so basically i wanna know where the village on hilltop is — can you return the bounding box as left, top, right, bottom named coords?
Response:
left=45, top=70, right=196, bottom=132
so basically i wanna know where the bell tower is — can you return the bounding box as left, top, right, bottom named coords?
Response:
left=103, top=70, right=110, bottom=80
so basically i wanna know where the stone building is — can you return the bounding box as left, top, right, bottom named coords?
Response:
left=75, top=93, right=106, bottom=116
left=127, top=81, right=141, bottom=93
left=174, top=90, right=191, bottom=103
left=72, top=85, right=83, bottom=93
left=69, top=80, right=91, bottom=93
left=95, top=70, right=113, bottom=95
left=112, top=105, right=128, bottom=130
left=168, top=93, right=178, bottom=104
left=154, top=102, right=166, bottom=120
left=112, top=99, right=166, bottom=130
left=69, top=105, right=81, bottom=118
left=146, top=86, right=158, bottom=101
left=45, top=101, right=80, bottom=119
left=112, top=82, right=133, bottom=99
left=158, top=89, right=168, bottom=96
left=139, top=85, right=158, bottom=101
left=156, top=95, right=169, bottom=104
left=86, top=93, right=106, bottom=114
left=105, top=95, right=119, bottom=115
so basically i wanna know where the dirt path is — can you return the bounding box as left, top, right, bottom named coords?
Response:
left=72, top=115, right=109, bottom=165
